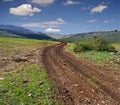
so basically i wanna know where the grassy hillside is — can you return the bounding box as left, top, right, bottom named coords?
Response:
left=0, top=37, right=60, bottom=105
left=0, top=31, right=22, bottom=38
left=62, top=31, right=120, bottom=43
left=45, top=33, right=63, bottom=39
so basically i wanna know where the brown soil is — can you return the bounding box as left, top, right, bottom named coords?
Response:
left=0, top=48, right=43, bottom=75
left=42, top=43, right=120, bottom=105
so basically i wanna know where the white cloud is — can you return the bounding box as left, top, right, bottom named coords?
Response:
left=104, top=19, right=114, bottom=23
left=45, top=28, right=61, bottom=33
left=31, top=0, right=54, bottom=6
left=3, top=0, right=12, bottom=1
left=57, top=18, right=65, bottom=23
left=82, top=5, right=93, bottom=10
left=21, top=18, right=66, bottom=28
left=63, top=0, right=80, bottom=6
left=88, top=19, right=96, bottom=23
left=9, top=4, right=41, bottom=16
left=91, top=5, right=107, bottom=13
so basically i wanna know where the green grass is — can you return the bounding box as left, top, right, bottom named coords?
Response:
left=0, top=37, right=58, bottom=59
left=0, top=65, right=59, bottom=105
left=76, top=51, right=114, bottom=65
left=65, top=43, right=74, bottom=52
left=0, top=37, right=60, bottom=105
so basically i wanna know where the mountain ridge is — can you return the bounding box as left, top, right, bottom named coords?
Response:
left=0, top=24, right=120, bottom=43
left=61, top=30, right=120, bottom=43
left=0, top=24, right=53, bottom=40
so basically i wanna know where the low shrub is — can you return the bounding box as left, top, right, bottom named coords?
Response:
left=73, top=37, right=116, bottom=52
left=74, top=39, right=92, bottom=52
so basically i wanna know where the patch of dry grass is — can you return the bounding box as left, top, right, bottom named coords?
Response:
left=0, top=37, right=58, bottom=59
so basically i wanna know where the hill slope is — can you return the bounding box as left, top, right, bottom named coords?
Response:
left=0, top=25, right=53, bottom=40
left=45, top=33, right=63, bottom=39
left=62, top=30, right=120, bottom=43
left=0, top=31, right=22, bottom=38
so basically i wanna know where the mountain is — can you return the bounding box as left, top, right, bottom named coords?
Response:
left=0, top=31, right=22, bottom=38
left=0, top=25, right=53, bottom=40
left=61, top=30, right=120, bottom=43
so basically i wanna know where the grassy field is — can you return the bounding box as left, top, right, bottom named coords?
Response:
left=65, top=43, right=120, bottom=69
left=0, top=37, right=56, bottom=59
left=0, top=37, right=59, bottom=105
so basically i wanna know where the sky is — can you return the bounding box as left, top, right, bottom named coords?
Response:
left=0, top=0, right=120, bottom=34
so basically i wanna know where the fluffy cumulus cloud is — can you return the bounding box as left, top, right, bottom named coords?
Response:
left=63, top=0, right=80, bottom=6
left=9, top=4, right=41, bottom=16
left=44, top=28, right=61, bottom=33
left=31, top=0, right=54, bottom=6
left=91, top=5, right=107, bottom=13
left=21, top=18, right=66, bottom=28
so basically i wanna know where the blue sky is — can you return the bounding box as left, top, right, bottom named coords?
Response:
left=0, top=0, right=120, bottom=34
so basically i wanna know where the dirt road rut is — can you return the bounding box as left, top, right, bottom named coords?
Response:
left=42, top=43, right=120, bottom=105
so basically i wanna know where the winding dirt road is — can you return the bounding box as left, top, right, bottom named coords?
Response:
left=42, top=43, right=120, bottom=105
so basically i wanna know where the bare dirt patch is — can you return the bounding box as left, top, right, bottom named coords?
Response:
left=0, top=48, right=43, bottom=75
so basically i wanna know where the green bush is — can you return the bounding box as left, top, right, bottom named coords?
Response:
left=74, top=39, right=93, bottom=52
left=93, top=37, right=108, bottom=51
left=74, top=38, right=116, bottom=52
left=107, top=45, right=116, bottom=52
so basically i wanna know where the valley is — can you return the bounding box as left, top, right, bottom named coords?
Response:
left=1, top=0, right=120, bottom=104
left=0, top=26, right=120, bottom=105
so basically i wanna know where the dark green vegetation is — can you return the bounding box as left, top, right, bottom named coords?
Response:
left=62, top=30, right=120, bottom=43
left=0, top=37, right=59, bottom=105
left=0, top=25, right=53, bottom=40
left=73, top=38, right=116, bottom=52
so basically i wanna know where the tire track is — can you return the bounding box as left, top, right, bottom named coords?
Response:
left=42, top=43, right=119, bottom=105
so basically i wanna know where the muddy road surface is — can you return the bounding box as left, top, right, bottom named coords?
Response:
left=42, top=43, right=120, bottom=105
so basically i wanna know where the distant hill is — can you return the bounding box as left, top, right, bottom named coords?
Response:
left=0, top=25, right=53, bottom=40
left=0, top=31, right=22, bottom=38
left=45, top=33, right=63, bottom=39
left=61, top=30, right=120, bottom=43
